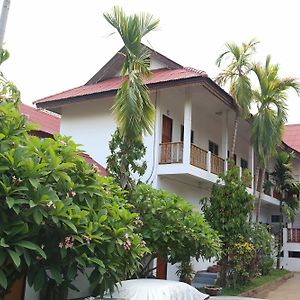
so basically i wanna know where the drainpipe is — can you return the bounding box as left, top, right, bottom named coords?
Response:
left=0, top=0, right=11, bottom=49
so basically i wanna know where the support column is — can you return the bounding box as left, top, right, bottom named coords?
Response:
left=148, top=90, right=161, bottom=188
left=221, top=110, right=229, bottom=171
left=249, top=145, right=254, bottom=191
left=183, top=88, right=192, bottom=167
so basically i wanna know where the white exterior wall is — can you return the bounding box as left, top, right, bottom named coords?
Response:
left=60, top=95, right=157, bottom=182
left=60, top=97, right=116, bottom=167
left=282, top=229, right=300, bottom=271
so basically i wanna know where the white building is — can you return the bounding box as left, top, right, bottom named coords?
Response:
left=34, top=45, right=300, bottom=275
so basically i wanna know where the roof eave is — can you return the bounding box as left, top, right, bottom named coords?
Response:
left=36, top=77, right=237, bottom=113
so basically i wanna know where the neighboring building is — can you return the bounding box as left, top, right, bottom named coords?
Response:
left=20, top=103, right=107, bottom=176
left=20, top=102, right=60, bottom=138
left=34, top=45, right=297, bottom=275
left=280, top=124, right=300, bottom=271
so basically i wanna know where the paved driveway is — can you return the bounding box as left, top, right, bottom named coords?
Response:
left=255, top=272, right=300, bottom=300
left=211, top=297, right=266, bottom=300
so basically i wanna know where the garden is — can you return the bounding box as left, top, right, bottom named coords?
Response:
left=1, top=5, right=300, bottom=300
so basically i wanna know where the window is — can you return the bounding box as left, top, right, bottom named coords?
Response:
left=180, top=125, right=194, bottom=143
left=271, top=215, right=281, bottom=223
left=209, top=141, right=219, bottom=156
left=241, top=158, right=248, bottom=169
left=289, top=251, right=300, bottom=258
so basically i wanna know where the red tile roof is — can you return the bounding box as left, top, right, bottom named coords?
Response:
left=20, top=103, right=107, bottom=174
left=34, top=68, right=208, bottom=104
left=81, top=153, right=107, bottom=176
left=20, top=103, right=60, bottom=135
left=283, top=124, right=300, bottom=153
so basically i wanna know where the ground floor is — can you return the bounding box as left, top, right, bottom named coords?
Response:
left=154, top=174, right=285, bottom=279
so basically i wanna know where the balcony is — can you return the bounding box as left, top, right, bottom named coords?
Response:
left=159, top=142, right=225, bottom=175
left=288, top=228, right=300, bottom=243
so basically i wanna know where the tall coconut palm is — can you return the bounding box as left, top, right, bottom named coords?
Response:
left=251, top=55, right=300, bottom=222
left=103, top=6, right=159, bottom=140
left=215, top=39, right=258, bottom=160
left=271, top=151, right=300, bottom=269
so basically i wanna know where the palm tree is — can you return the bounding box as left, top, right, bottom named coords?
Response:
left=103, top=6, right=159, bottom=140
left=251, top=55, right=300, bottom=222
left=271, top=151, right=300, bottom=269
left=215, top=39, right=258, bottom=160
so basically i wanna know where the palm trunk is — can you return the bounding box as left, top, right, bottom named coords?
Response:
left=230, top=112, right=239, bottom=164
left=255, top=168, right=265, bottom=223
left=276, top=200, right=283, bottom=269
left=249, top=167, right=259, bottom=222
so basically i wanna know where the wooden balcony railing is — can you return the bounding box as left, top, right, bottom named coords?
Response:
left=159, top=142, right=226, bottom=175
left=190, top=144, right=207, bottom=170
left=160, top=142, right=183, bottom=164
left=211, top=154, right=225, bottom=175
left=288, top=228, right=300, bottom=243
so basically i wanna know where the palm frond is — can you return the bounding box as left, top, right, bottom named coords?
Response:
left=104, top=6, right=159, bottom=139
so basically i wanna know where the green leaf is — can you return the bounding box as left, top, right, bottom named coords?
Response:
left=8, top=250, right=21, bottom=267
left=23, top=249, right=31, bottom=266
left=33, top=208, right=43, bottom=225
left=49, top=265, right=63, bottom=284
left=13, top=241, right=46, bottom=259
left=63, top=220, right=78, bottom=233
left=0, top=269, right=7, bottom=289
left=29, top=178, right=39, bottom=189
left=89, top=257, right=105, bottom=269
left=29, top=200, right=37, bottom=208
left=0, top=250, right=6, bottom=267
left=0, top=238, right=9, bottom=248
left=0, top=133, right=5, bottom=140
left=6, top=197, right=14, bottom=209
left=33, top=268, right=46, bottom=291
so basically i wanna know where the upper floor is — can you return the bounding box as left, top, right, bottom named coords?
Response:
left=34, top=45, right=300, bottom=206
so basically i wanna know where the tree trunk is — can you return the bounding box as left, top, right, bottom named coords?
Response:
left=249, top=167, right=259, bottom=222
left=255, top=168, right=265, bottom=223
left=276, top=200, right=283, bottom=269
left=218, top=255, right=229, bottom=287
left=156, top=254, right=167, bottom=279
left=230, top=112, right=239, bottom=163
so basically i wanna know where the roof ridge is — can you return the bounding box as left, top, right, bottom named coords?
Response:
left=285, top=123, right=300, bottom=127
left=184, top=67, right=208, bottom=77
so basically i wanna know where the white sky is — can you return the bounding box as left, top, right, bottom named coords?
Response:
left=2, top=0, right=300, bottom=124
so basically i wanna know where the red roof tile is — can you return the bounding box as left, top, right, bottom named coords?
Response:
left=81, top=153, right=107, bottom=176
left=283, top=124, right=300, bottom=153
left=34, top=68, right=207, bottom=104
left=20, top=103, right=60, bottom=135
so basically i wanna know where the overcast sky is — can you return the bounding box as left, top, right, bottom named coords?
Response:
left=2, top=0, right=300, bottom=123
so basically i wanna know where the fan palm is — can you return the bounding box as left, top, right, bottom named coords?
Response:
left=251, top=55, right=300, bottom=222
left=104, top=6, right=159, bottom=140
left=215, top=39, right=258, bottom=160
left=271, top=151, right=300, bottom=268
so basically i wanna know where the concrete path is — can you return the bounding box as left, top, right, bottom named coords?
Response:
left=255, top=272, right=300, bottom=300
left=211, top=297, right=266, bottom=300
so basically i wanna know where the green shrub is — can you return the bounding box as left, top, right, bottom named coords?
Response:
left=131, top=184, right=221, bottom=277
left=0, top=101, right=147, bottom=298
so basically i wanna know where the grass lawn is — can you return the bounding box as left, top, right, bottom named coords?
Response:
left=220, top=269, right=290, bottom=296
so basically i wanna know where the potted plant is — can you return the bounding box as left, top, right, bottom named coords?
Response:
left=204, top=286, right=222, bottom=296
left=176, top=259, right=195, bottom=285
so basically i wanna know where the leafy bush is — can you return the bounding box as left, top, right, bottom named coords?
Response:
left=201, top=166, right=254, bottom=287
left=228, top=239, right=255, bottom=287
left=0, top=101, right=147, bottom=298
left=201, top=167, right=274, bottom=287
left=245, top=224, right=274, bottom=276
left=131, top=184, right=221, bottom=276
